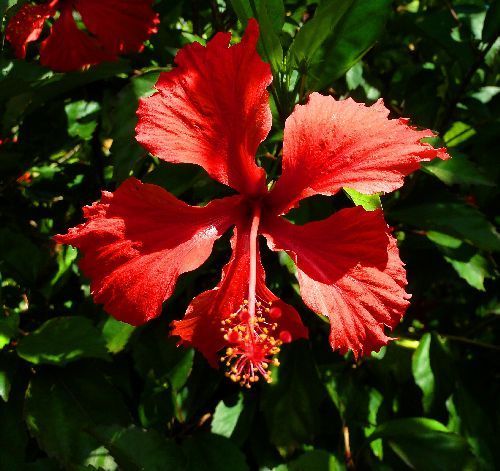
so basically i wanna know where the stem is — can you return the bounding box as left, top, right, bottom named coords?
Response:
left=247, top=205, right=261, bottom=320
left=343, top=424, right=355, bottom=470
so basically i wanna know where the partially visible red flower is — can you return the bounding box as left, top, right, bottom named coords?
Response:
left=5, top=0, right=159, bottom=72
left=16, top=171, right=32, bottom=184
left=55, top=20, right=449, bottom=386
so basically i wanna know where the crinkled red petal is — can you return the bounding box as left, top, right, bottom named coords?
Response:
left=54, top=178, right=242, bottom=325
left=268, top=93, right=450, bottom=214
left=136, top=18, right=271, bottom=197
left=171, top=221, right=308, bottom=367
left=6, top=2, right=56, bottom=58
left=39, top=5, right=115, bottom=72
left=74, top=0, right=159, bottom=55
left=263, top=207, right=410, bottom=358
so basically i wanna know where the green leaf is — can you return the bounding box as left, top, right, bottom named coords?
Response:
left=230, top=0, right=284, bottom=74
left=285, top=450, right=345, bottom=470
left=262, top=341, right=324, bottom=446
left=423, top=153, right=494, bottom=186
left=447, top=389, right=496, bottom=470
left=344, top=187, right=381, bottom=211
left=181, top=433, right=249, bottom=471
left=0, top=353, right=17, bottom=402
left=17, top=316, right=110, bottom=366
left=0, top=312, right=19, bottom=350
left=444, top=121, right=476, bottom=147
left=369, top=418, right=474, bottom=471
left=0, top=380, right=28, bottom=469
left=91, top=425, right=185, bottom=471
left=109, top=71, right=159, bottom=182
left=445, top=252, right=492, bottom=291
left=2, top=60, right=130, bottom=131
left=65, top=100, right=100, bottom=141
left=483, top=1, right=500, bottom=42
left=309, top=0, right=391, bottom=89
left=427, top=231, right=494, bottom=290
left=25, top=366, right=131, bottom=466
left=391, top=201, right=500, bottom=252
left=211, top=393, right=244, bottom=438
left=256, top=0, right=283, bottom=74
left=0, top=227, right=48, bottom=285
left=132, top=326, right=194, bottom=391
left=287, top=0, right=353, bottom=67
left=412, top=333, right=455, bottom=414
left=101, top=317, right=135, bottom=354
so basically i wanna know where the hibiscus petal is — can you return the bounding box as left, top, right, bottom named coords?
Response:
left=171, top=223, right=308, bottom=367
left=263, top=207, right=410, bottom=358
left=74, top=0, right=159, bottom=54
left=5, top=2, right=56, bottom=58
left=39, top=5, right=114, bottom=72
left=54, top=178, right=242, bottom=325
left=268, top=93, right=449, bottom=214
left=136, top=18, right=271, bottom=196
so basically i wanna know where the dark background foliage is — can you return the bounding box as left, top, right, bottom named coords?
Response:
left=0, top=0, right=499, bottom=469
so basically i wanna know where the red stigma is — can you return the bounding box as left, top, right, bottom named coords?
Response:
left=269, top=306, right=282, bottom=319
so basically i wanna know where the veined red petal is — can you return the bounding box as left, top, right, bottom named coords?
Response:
left=74, top=0, right=159, bottom=55
left=171, top=222, right=308, bottom=367
left=263, top=206, right=390, bottom=284
left=263, top=207, right=410, bottom=358
left=39, top=4, right=115, bottom=72
left=54, top=178, right=242, bottom=325
left=5, top=2, right=56, bottom=58
left=136, top=18, right=271, bottom=196
left=268, top=93, right=450, bottom=214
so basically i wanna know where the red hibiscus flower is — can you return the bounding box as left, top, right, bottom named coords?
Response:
left=5, top=0, right=159, bottom=72
left=55, top=20, right=449, bottom=387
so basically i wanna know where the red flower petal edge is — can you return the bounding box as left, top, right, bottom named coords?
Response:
left=263, top=206, right=410, bottom=358
left=74, top=0, right=159, bottom=55
left=6, top=0, right=158, bottom=72
left=40, top=4, right=115, bottom=72
left=5, top=1, right=56, bottom=58
left=268, top=93, right=450, bottom=214
left=136, top=18, right=271, bottom=196
left=54, top=178, right=243, bottom=325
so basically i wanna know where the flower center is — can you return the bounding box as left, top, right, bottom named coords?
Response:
left=220, top=299, right=284, bottom=387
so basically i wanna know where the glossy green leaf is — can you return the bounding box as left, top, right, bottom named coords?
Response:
left=91, top=425, right=185, bottom=471
left=369, top=418, right=474, bottom=470
left=17, top=316, right=110, bottom=365
left=427, top=231, right=493, bottom=290
left=211, top=392, right=244, bottom=438
left=287, top=0, right=353, bottom=67
left=344, top=187, right=382, bottom=211
left=412, top=333, right=455, bottom=414
left=0, top=227, right=48, bottom=285
left=0, top=312, right=19, bottom=350
left=101, top=317, right=135, bottom=354
left=132, top=326, right=194, bottom=391
left=230, top=0, right=284, bottom=74
left=262, top=341, right=324, bottom=446
left=181, top=433, right=249, bottom=471
left=283, top=450, right=345, bottom=470
left=65, top=100, right=100, bottom=141
left=25, top=366, right=131, bottom=466
left=109, top=71, right=159, bottom=182
left=423, top=153, right=494, bottom=186
left=309, top=0, right=391, bottom=89
left=483, top=1, right=500, bottom=42
left=391, top=201, right=500, bottom=252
